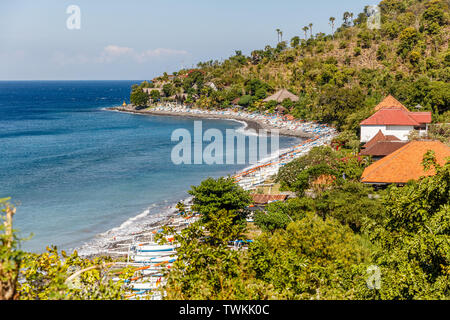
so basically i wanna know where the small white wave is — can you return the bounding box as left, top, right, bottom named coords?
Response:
left=76, top=197, right=193, bottom=257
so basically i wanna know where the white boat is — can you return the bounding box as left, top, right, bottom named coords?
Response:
left=133, top=244, right=177, bottom=252
left=132, top=250, right=177, bottom=257
left=130, top=281, right=165, bottom=291
left=132, top=255, right=178, bottom=263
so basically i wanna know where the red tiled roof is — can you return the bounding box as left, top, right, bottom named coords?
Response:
left=409, top=112, right=432, bottom=124
left=360, top=141, right=408, bottom=157
left=361, top=140, right=450, bottom=184
left=362, top=130, right=400, bottom=150
left=360, top=108, right=431, bottom=126
left=251, top=194, right=288, bottom=205
left=374, top=95, right=409, bottom=112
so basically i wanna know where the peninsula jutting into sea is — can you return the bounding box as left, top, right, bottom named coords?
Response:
left=0, top=0, right=449, bottom=305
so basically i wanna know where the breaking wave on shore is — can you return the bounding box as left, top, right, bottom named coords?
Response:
left=75, top=199, right=186, bottom=257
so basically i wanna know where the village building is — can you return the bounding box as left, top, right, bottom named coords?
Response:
left=360, top=95, right=432, bottom=143
left=359, top=130, right=408, bottom=161
left=248, top=194, right=288, bottom=212
left=360, top=140, right=450, bottom=186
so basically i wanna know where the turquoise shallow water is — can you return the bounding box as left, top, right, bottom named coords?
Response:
left=0, top=81, right=300, bottom=253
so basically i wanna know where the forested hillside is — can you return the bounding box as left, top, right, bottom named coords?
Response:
left=133, top=0, right=449, bottom=137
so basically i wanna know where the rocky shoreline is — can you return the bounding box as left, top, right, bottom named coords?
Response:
left=107, top=105, right=317, bottom=139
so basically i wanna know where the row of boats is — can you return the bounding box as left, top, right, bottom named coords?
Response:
left=114, top=214, right=198, bottom=300
left=234, top=134, right=337, bottom=190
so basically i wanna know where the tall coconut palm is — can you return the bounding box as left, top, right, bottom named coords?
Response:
left=308, top=23, right=313, bottom=39
left=280, top=30, right=283, bottom=42
left=276, top=28, right=280, bottom=43
left=329, top=17, right=336, bottom=37
left=302, top=26, right=309, bottom=40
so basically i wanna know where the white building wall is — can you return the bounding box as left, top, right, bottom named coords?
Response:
left=360, top=125, right=414, bottom=142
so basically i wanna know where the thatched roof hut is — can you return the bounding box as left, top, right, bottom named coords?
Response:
left=263, top=89, right=299, bottom=103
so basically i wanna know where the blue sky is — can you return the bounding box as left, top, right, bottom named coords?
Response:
left=0, top=0, right=373, bottom=80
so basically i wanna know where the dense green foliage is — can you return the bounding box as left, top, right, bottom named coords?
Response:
left=165, top=144, right=449, bottom=299
left=249, top=213, right=371, bottom=299
left=130, top=88, right=149, bottom=107
left=361, top=154, right=450, bottom=299
left=188, top=177, right=252, bottom=224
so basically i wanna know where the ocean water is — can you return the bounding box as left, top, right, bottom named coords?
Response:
left=0, top=81, right=300, bottom=253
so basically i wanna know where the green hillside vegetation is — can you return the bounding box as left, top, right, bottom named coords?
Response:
left=161, top=146, right=449, bottom=300
left=131, top=0, right=450, bottom=141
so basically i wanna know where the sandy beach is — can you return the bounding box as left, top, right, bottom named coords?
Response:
left=81, top=104, right=337, bottom=259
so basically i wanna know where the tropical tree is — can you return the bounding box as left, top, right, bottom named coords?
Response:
left=290, top=36, right=300, bottom=48
left=308, top=23, right=313, bottom=38
left=130, top=88, right=149, bottom=107
left=188, top=177, right=252, bottom=224
left=329, top=17, right=336, bottom=37
left=149, top=89, right=161, bottom=102
left=302, top=26, right=309, bottom=40
left=249, top=212, right=371, bottom=299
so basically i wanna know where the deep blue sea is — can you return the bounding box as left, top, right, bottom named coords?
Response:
left=0, top=81, right=300, bottom=253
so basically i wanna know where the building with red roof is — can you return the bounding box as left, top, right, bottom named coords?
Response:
left=361, top=140, right=450, bottom=185
left=374, top=95, right=409, bottom=112
left=360, top=96, right=431, bottom=143
left=360, top=130, right=408, bottom=160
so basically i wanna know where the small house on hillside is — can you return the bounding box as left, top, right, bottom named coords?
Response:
left=360, top=96, right=431, bottom=143
left=360, top=140, right=450, bottom=186
left=249, top=194, right=288, bottom=212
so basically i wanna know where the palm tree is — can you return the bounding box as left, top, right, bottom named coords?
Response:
left=308, top=23, right=313, bottom=39
left=329, top=17, right=336, bottom=37
left=276, top=28, right=280, bottom=43
left=302, top=26, right=309, bottom=40
left=280, top=31, right=283, bottom=42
